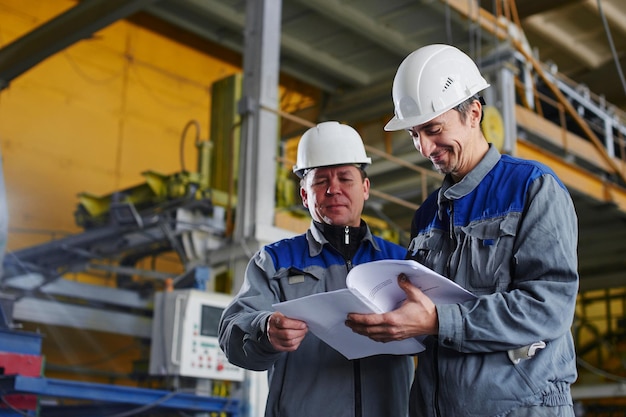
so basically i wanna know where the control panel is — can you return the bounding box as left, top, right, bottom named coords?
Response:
left=149, top=289, right=244, bottom=381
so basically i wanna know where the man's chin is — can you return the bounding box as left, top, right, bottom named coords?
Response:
left=431, top=164, right=444, bottom=174
left=431, top=163, right=449, bottom=174
left=322, top=214, right=349, bottom=225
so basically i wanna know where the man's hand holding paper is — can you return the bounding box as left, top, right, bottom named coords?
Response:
left=345, top=273, right=439, bottom=343
left=266, top=312, right=308, bottom=352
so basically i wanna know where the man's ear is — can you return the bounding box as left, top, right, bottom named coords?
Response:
left=470, top=100, right=482, bottom=127
left=363, top=177, right=370, bottom=200
left=300, top=186, right=309, bottom=208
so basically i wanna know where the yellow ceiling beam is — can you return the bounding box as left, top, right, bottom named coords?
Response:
left=516, top=140, right=626, bottom=213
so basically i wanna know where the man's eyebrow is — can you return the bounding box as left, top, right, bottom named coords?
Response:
left=336, top=168, right=358, bottom=176
left=421, top=120, right=443, bottom=130
left=310, top=171, right=330, bottom=180
left=311, top=169, right=354, bottom=180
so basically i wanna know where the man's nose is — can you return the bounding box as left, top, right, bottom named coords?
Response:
left=417, top=135, right=435, bottom=158
left=326, top=178, right=341, bottom=195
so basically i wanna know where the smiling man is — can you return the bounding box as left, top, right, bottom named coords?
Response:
left=345, top=44, right=579, bottom=417
left=218, top=121, right=413, bottom=417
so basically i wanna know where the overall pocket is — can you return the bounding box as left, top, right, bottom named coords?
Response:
left=459, top=213, right=519, bottom=292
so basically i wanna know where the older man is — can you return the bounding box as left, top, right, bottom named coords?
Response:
left=219, top=121, right=413, bottom=417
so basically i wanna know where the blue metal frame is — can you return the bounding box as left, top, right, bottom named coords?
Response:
left=0, top=329, right=42, bottom=356
left=0, top=375, right=240, bottom=416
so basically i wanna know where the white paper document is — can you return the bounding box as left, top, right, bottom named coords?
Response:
left=272, top=259, right=476, bottom=360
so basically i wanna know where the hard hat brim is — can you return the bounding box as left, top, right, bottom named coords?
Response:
left=293, top=160, right=372, bottom=178
left=384, top=111, right=446, bottom=132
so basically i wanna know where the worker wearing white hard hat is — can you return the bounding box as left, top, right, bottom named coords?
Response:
left=346, top=44, right=579, bottom=417
left=293, top=121, right=372, bottom=227
left=219, top=121, right=413, bottom=417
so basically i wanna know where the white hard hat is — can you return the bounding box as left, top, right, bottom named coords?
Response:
left=293, top=121, right=372, bottom=178
left=385, top=44, right=490, bottom=131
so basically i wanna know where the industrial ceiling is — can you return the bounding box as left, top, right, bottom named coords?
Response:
left=142, top=0, right=626, bottom=118
left=2, top=0, right=624, bottom=117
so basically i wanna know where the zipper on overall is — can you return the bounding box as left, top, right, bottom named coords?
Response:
left=344, top=224, right=360, bottom=417
left=345, top=226, right=353, bottom=270
left=445, top=202, right=456, bottom=277
left=436, top=201, right=455, bottom=416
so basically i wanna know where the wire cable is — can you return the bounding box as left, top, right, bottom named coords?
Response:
left=576, top=356, right=626, bottom=383
left=0, top=395, right=33, bottom=416
left=101, top=387, right=237, bottom=417
left=179, top=119, right=202, bottom=173
left=597, top=0, right=626, bottom=97
left=64, top=51, right=124, bottom=86
left=444, top=0, right=453, bottom=45
left=101, top=388, right=181, bottom=417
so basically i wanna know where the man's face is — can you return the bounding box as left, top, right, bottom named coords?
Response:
left=300, top=165, right=370, bottom=227
left=407, top=102, right=481, bottom=181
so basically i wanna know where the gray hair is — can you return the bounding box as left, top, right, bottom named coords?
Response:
left=453, top=94, right=485, bottom=124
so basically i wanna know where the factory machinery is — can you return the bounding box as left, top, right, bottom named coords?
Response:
left=0, top=75, right=253, bottom=416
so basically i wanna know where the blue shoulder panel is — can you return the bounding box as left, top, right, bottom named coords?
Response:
left=411, top=154, right=568, bottom=232
left=264, top=233, right=406, bottom=272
